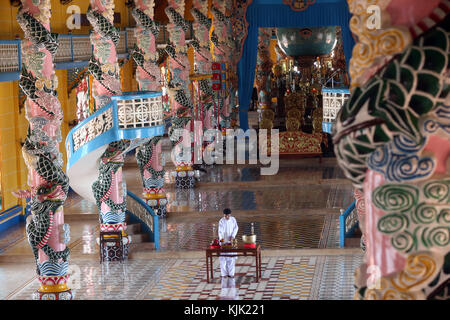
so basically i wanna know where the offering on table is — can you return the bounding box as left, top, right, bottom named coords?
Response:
left=210, top=238, right=220, bottom=249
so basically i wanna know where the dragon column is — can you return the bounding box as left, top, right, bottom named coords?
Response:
left=211, top=0, right=235, bottom=131
left=334, top=0, right=449, bottom=299
left=87, top=0, right=131, bottom=261
left=165, top=0, right=195, bottom=188
left=255, top=28, right=274, bottom=130
left=131, top=0, right=168, bottom=216
left=190, top=0, right=215, bottom=162
left=16, top=0, right=72, bottom=300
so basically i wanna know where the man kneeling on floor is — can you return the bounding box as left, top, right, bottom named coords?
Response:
left=218, top=208, right=238, bottom=277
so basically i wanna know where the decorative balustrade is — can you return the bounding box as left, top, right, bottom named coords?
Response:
left=0, top=40, right=20, bottom=79
left=322, top=87, right=350, bottom=134
left=0, top=24, right=194, bottom=82
left=72, top=36, right=92, bottom=61
left=126, top=191, right=159, bottom=250
left=339, top=200, right=359, bottom=248
left=115, top=92, right=164, bottom=129
left=66, top=91, right=165, bottom=171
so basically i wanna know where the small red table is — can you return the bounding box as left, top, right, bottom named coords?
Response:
left=205, top=244, right=261, bottom=283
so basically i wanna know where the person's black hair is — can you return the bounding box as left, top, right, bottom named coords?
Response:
left=223, top=208, right=232, bottom=215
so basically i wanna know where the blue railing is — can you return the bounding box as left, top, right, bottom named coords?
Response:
left=126, top=191, right=159, bottom=250
left=339, top=200, right=358, bottom=248
left=0, top=205, right=24, bottom=233
left=322, top=87, right=351, bottom=134
left=0, top=31, right=129, bottom=82
left=0, top=39, right=21, bottom=81
left=322, top=88, right=351, bottom=94
left=0, top=24, right=194, bottom=82
left=65, top=91, right=165, bottom=172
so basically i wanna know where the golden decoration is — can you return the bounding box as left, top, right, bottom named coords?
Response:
left=176, top=166, right=193, bottom=171
left=144, top=192, right=166, bottom=199
left=272, top=64, right=283, bottom=77
left=347, top=0, right=412, bottom=91
left=390, top=253, right=437, bottom=292
left=287, top=108, right=302, bottom=120
left=284, top=92, right=305, bottom=112
left=39, top=283, right=68, bottom=293
left=262, top=109, right=275, bottom=121
left=356, top=252, right=441, bottom=300
left=286, top=118, right=300, bottom=131
left=260, top=118, right=273, bottom=130
left=312, top=107, right=323, bottom=134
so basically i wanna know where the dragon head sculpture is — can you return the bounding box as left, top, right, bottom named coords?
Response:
left=334, top=0, right=449, bottom=300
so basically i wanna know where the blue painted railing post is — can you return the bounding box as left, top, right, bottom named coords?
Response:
left=125, top=190, right=160, bottom=251
left=153, top=215, right=159, bottom=250
left=17, top=41, right=22, bottom=72
left=70, top=35, right=74, bottom=62
left=339, top=208, right=345, bottom=248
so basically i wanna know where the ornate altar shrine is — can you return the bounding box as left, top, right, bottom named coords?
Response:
left=258, top=26, right=349, bottom=158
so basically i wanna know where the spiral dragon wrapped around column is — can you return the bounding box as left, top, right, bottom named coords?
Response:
left=131, top=0, right=168, bottom=216
left=256, top=28, right=274, bottom=130
left=15, top=0, right=72, bottom=300
left=334, top=0, right=449, bottom=300
left=165, top=0, right=195, bottom=188
left=211, top=0, right=235, bottom=130
left=190, top=0, right=215, bottom=134
left=87, top=0, right=131, bottom=261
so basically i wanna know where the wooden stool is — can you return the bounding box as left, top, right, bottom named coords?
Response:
left=100, top=231, right=124, bottom=263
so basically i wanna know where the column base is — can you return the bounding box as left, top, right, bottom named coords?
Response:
left=175, top=176, right=196, bottom=189
left=146, top=202, right=167, bottom=217
left=171, top=170, right=196, bottom=189
left=99, top=232, right=130, bottom=262
left=100, top=243, right=129, bottom=262
left=32, top=289, right=74, bottom=300
left=143, top=194, right=168, bottom=217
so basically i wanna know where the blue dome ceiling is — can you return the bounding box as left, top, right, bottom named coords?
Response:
left=276, top=27, right=337, bottom=57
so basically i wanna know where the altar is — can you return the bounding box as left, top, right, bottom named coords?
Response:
left=205, top=244, right=262, bottom=283
left=255, top=24, right=351, bottom=158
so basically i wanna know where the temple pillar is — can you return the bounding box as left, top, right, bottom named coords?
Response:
left=15, top=0, right=72, bottom=300
left=255, top=28, right=274, bottom=131
left=131, top=0, right=168, bottom=216
left=334, top=0, right=449, bottom=300
left=87, top=0, right=131, bottom=261
left=210, top=0, right=235, bottom=133
left=165, top=0, right=195, bottom=188
left=190, top=0, right=214, bottom=164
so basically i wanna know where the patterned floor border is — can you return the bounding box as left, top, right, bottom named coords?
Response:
left=8, top=254, right=364, bottom=300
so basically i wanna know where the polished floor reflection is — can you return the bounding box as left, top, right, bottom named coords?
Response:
left=1, top=155, right=361, bottom=300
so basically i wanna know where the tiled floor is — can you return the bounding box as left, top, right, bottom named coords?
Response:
left=9, top=254, right=363, bottom=300
left=0, top=222, right=26, bottom=254
left=158, top=213, right=339, bottom=251
left=2, top=155, right=362, bottom=300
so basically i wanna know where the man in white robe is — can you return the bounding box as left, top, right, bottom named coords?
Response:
left=218, top=208, right=238, bottom=277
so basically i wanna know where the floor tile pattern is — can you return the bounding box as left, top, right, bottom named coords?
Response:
left=319, top=214, right=340, bottom=249
left=158, top=215, right=329, bottom=251
left=162, top=185, right=354, bottom=213
left=315, top=255, right=364, bottom=300
left=195, top=165, right=348, bottom=184
left=10, top=254, right=363, bottom=300
left=10, top=259, right=172, bottom=300
left=141, top=254, right=365, bottom=300
left=4, top=156, right=361, bottom=300
left=272, top=258, right=316, bottom=300
left=0, top=222, right=26, bottom=254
